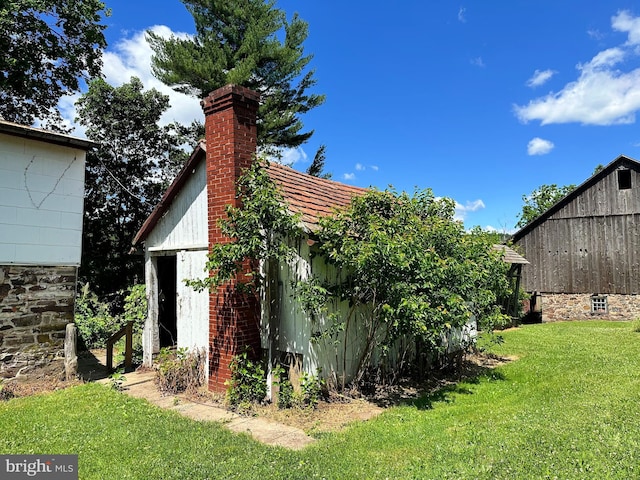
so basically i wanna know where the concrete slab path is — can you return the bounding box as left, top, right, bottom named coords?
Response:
left=96, top=369, right=316, bottom=450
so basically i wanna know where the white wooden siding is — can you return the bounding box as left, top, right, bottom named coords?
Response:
left=0, top=133, right=86, bottom=265
left=176, top=250, right=210, bottom=358
left=146, top=161, right=208, bottom=250
left=270, top=238, right=377, bottom=383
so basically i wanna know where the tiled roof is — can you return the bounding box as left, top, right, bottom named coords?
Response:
left=266, top=162, right=366, bottom=231
left=132, top=142, right=366, bottom=245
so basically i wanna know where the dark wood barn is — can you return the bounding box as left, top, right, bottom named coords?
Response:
left=512, top=155, right=640, bottom=321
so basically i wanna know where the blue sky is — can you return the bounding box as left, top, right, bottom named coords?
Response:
left=63, top=1, right=640, bottom=232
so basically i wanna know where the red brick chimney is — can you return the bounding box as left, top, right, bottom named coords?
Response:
left=201, top=85, right=262, bottom=392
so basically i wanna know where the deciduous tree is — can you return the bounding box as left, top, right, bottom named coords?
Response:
left=0, top=0, right=108, bottom=128
left=516, top=183, right=576, bottom=228
left=76, top=77, right=186, bottom=294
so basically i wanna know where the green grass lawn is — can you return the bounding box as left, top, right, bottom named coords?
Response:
left=2, top=321, right=640, bottom=479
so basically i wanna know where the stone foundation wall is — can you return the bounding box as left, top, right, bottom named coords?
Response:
left=540, top=293, right=640, bottom=322
left=0, top=265, right=76, bottom=378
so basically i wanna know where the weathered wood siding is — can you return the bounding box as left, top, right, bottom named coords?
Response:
left=142, top=159, right=209, bottom=367
left=145, top=160, right=208, bottom=251
left=517, top=165, right=640, bottom=294
left=265, top=237, right=380, bottom=383
left=0, top=133, right=86, bottom=266
left=176, top=250, right=209, bottom=354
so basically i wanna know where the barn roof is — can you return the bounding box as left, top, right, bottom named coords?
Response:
left=512, top=154, right=640, bottom=243
left=266, top=162, right=366, bottom=231
left=132, top=142, right=366, bottom=246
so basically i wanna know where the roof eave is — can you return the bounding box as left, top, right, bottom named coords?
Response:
left=132, top=142, right=206, bottom=246
left=512, top=154, right=640, bottom=242
left=0, top=120, right=95, bottom=150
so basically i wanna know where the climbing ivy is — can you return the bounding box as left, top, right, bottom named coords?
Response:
left=187, top=158, right=301, bottom=292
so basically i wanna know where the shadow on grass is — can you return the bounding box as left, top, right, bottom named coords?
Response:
left=367, top=355, right=509, bottom=410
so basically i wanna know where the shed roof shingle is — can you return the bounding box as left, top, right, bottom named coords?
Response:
left=266, top=162, right=366, bottom=231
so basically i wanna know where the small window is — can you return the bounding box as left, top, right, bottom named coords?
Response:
left=591, top=295, right=607, bottom=313
left=618, top=169, right=632, bottom=190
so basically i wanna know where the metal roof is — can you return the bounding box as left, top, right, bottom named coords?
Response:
left=0, top=119, right=95, bottom=150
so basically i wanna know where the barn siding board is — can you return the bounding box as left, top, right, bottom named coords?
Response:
left=516, top=157, right=640, bottom=298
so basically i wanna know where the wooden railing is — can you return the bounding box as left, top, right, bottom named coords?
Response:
left=106, top=321, right=133, bottom=374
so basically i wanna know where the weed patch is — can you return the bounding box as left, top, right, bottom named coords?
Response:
left=155, top=348, right=205, bottom=395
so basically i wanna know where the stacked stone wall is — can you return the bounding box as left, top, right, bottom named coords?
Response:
left=540, top=293, right=640, bottom=322
left=0, top=265, right=76, bottom=378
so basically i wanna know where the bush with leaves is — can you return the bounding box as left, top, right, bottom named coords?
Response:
left=227, top=348, right=267, bottom=407
left=275, top=368, right=325, bottom=409
left=305, top=188, right=512, bottom=386
left=74, top=283, right=148, bottom=350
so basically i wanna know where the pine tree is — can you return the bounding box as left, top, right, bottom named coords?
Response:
left=147, top=0, right=324, bottom=152
left=306, top=144, right=332, bottom=179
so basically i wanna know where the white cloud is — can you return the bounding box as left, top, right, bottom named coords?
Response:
left=612, top=10, right=640, bottom=46
left=483, top=225, right=518, bottom=235
left=588, top=29, right=605, bottom=41
left=458, top=6, right=466, bottom=23
left=279, top=147, right=308, bottom=165
left=454, top=199, right=485, bottom=221
left=343, top=173, right=355, bottom=180
left=59, top=25, right=202, bottom=133
left=515, top=11, right=640, bottom=126
left=471, top=56, right=485, bottom=68
left=370, top=165, right=379, bottom=171
left=355, top=163, right=365, bottom=171
left=527, top=137, right=555, bottom=155
left=526, top=69, right=556, bottom=88
left=101, top=26, right=202, bottom=127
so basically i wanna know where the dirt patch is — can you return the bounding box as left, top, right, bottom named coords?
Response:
left=0, top=360, right=83, bottom=399
left=250, top=397, right=383, bottom=436
left=236, top=352, right=515, bottom=435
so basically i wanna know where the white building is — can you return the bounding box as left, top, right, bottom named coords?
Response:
left=0, top=120, right=92, bottom=377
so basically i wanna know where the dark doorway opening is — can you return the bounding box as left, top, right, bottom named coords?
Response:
left=157, top=255, right=177, bottom=348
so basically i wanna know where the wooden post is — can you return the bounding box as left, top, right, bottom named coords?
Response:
left=125, top=321, right=133, bottom=372
left=64, top=323, right=78, bottom=381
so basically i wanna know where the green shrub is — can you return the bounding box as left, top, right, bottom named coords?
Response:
left=74, top=283, right=147, bottom=350
left=74, top=284, right=120, bottom=349
left=122, top=284, right=147, bottom=333
left=275, top=366, right=324, bottom=409
left=227, top=349, right=266, bottom=407
left=156, top=347, right=205, bottom=395
left=300, top=371, right=324, bottom=408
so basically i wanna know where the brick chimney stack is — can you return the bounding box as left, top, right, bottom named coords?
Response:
left=201, top=85, right=261, bottom=392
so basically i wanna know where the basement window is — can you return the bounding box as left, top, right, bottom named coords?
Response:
left=591, top=295, right=608, bottom=313
left=618, top=169, right=632, bottom=190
